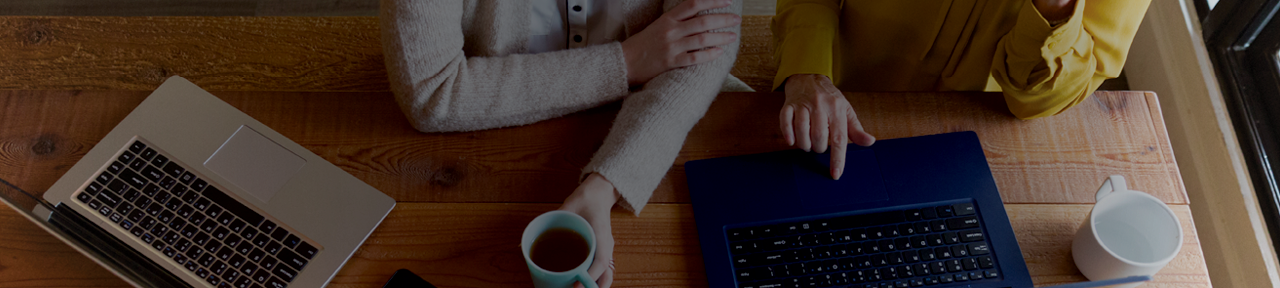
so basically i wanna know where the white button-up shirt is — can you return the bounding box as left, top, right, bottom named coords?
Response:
left=528, top=0, right=626, bottom=53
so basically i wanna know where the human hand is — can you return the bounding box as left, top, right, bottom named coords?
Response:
left=780, top=74, right=876, bottom=180
left=1032, top=0, right=1076, bottom=22
left=620, top=0, right=740, bottom=85
left=559, top=173, right=620, bottom=288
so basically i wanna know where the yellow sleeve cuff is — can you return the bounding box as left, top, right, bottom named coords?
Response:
left=1007, top=0, right=1087, bottom=63
left=770, top=1, right=840, bottom=91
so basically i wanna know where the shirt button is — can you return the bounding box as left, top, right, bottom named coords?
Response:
left=573, top=5, right=582, bottom=12
left=573, top=35, right=583, bottom=43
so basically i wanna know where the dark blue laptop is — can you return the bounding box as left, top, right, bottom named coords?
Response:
left=686, top=131, right=1031, bottom=288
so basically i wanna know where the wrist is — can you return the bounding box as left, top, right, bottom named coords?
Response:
left=1033, top=0, right=1075, bottom=22
left=582, top=173, right=620, bottom=206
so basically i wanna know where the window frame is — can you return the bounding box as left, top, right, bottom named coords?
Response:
left=1199, top=0, right=1280, bottom=253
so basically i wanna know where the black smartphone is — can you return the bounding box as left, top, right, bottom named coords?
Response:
left=383, top=269, right=437, bottom=288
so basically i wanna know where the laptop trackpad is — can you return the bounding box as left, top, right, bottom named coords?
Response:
left=793, top=149, right=889, bottom=209
left=205, top=126, right=306, bottom=203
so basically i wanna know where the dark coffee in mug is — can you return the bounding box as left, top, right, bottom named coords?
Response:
left=530, top=227, right=590, bottom=272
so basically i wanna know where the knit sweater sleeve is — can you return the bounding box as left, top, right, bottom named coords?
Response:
left=380, top=0, right=631, bottom=133
left=581, top=0, right=743, bottom=215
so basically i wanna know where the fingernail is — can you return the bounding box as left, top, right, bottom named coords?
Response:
left=835, top=166, right=844, bottom=180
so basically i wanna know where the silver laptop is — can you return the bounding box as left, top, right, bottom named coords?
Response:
left=0, top=76, right=396, bottom=288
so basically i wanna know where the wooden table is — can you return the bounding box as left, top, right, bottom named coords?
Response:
left=0, top=17, right=1210, bottom=287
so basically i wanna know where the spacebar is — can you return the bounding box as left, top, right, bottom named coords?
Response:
left=201, top=186, right=265, bottom=226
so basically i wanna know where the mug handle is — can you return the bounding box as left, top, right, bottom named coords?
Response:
left=1095, top=175, right=1128, bottom=202
left=574, top=270, right=599, bottom=288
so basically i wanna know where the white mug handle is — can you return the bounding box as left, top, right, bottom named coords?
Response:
left=1095, top=175, right=1128, bottom=202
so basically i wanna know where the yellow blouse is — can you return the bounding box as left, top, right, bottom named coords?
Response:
left=771, top=0, right=1151, bottom=119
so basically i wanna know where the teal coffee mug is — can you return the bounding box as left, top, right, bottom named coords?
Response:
left=522, top=211, right=598, bottom=288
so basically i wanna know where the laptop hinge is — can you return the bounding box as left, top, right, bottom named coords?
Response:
left=47, top=203, right=194, bottom=288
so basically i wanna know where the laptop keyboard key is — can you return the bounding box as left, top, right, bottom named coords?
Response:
left=151, top=154, right=169, bottom=167
left=282, top=234, right=300, bottom=249
left=259, top=220, right=277, bottom=234
left=234, top=276, right=253, bottom=288
left=181, top=190, right=200, bottom=204
left=139, top=148, right=157, bottom=161
left=240, top=262, right=258, bottom=276
left=206, top=204, right=224, bottom=218
left=272, top=265, right=297, bottom=282
left=248, top=249, right=266, bottom=262
left=223, top=268, right=241, bottom=283
left=295, top=242, right=317, bottom=259
left=947, top=217, right=978, bottom=230
left=190, top=211, right=208, bottom=224
left=265, top=241, right=283, bottom=255
left=194, top=197, right=211, bottom=211
left=132, top=196, right=151, bottom=209
left=229, top=219, right=247, bottom=233
left=968, top=243, right=989, bottom=256
left=140, top=166, right=164, bottom=182
left=225, top=234, right=243, bottom=247
left=192, top=178, right=208, bottom=192
left=252, top=269, right=272, bottom=283
left=192, top=231, right=210, bottom=245
left=203, top=187, right=266, bottom=226
left=176, top=238, right=192, bottom=252
left=266, top=277, right=288, bottom=288
left=904, top=209, right=922, bottom=221
left=142, top=183, right=160, bottom=197
left=260, top=256, right=278, bottom=270
left=129, top=141, right=146, bottom=153
left=96, top=172, right=114, bottom=185
left=122, top=189, right=141, bottom=202
left=963, top=258, right=979, bottom=271
left=214, top=227, right=231, bottom=240
left=159, top=176, right=177, bottom=190
left=277, top=249, right=308, bottom=270
left=218, top=213, right=236, bottom=226
left=86, top=182, right=104, bottom=195
left=271, top=228, right=289, bottom=242
left=202, top=219, right=220, bottom=233
left=179, top=171, right=196, bottom=184
left=76, top=192, right=93, bottom=203
left=253, top=234, right=272, bottom=248
left=241, top=227, right=259, bottom=240
left=162, top=161, right=185, bottom=178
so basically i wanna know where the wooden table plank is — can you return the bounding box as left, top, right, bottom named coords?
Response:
left=0, top=203, right=1209, bottom=287
left=0, top=16, right=779, bottom=92
left=0, top=90, right=1186, bottom=205
left=0, top=17, right=386, bottom=91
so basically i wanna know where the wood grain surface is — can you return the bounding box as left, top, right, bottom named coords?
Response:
left=0, top=16, right=771, bottom=92
left=0, top=90, right=1185, bottom=205
left=0, top=17, right=386, bottom=91
left=0, top=203, right=1208, bottom=287
left=732, top=15, right=779, bottom=92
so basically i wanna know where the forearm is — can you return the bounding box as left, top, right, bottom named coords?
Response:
left=583, top=0, right=742, bottom=215
left=380, top=0, right=630, bottom=132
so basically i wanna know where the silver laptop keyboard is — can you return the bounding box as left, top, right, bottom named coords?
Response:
left=74, top=139, right=320, bottom=288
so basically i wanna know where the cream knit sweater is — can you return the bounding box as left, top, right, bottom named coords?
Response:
left=380, top=0, right=743, bottom=214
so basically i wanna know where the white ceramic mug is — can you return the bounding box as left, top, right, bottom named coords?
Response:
left=1071, top=175, right=1182, bottom=288
left=521, top=211, right=598, bottom=288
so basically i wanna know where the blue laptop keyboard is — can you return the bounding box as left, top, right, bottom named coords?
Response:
left=726, top=202, right=1001, bottom=288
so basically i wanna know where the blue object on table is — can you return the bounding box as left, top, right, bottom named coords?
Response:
left=1040, top=275, right=1153, bottom=288
left=686, top=131, right=1033, bottom=288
